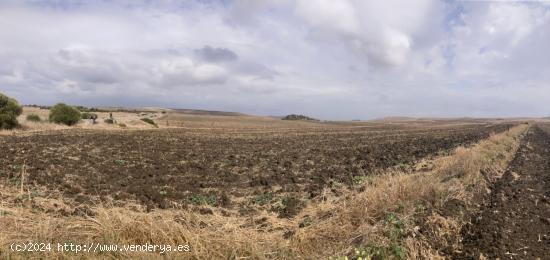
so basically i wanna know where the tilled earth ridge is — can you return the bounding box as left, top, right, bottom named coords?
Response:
left=457, top=125, right=550, bottom=259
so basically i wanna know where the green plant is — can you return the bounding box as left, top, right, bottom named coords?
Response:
left=188, top=194, right=217, bottom=206
left=0, top=209, right=12, bottom=217
left=386, top=213, right=406, bottom=240
left=299, top=216, right=313, bottom=228
left=338, top=214, right=408, bottom=260
left=390, top=244, right=406, bottom=259
left=271, top=196, right=299, bottom=216
left=114, top=160, right=126, bottom=166
left=0, top=93, right=23, bottom=129
left=141, top=118, right=157, bottom=127
left=81, top=112, right=97, bottom=119
left=352, top=175, right=369, bottom=186
left=8, top=176, right=20, bottom=186
left=26, top=114, right=41, bottom=122
left=395, top=160, right=413, bottom=170
left=104, top=118, right=114, bottom=124
left=49, top=103, right=81, bottom=126
left=81, top=112, right=98, bottom=124
left=251, top=192, right=274, bottom=205
left=119, top=123, right=127, bottom=128
left=11, top=164, right=21, bottom=171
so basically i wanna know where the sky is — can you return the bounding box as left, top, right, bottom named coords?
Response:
left=1, top=0, right=549, bottom=120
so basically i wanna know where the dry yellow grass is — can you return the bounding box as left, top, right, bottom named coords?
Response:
left=0, top=107, right=166, bottom=135
left=0, top=124, right=528, bottom=259
left=1, top=106, right=329, bottom=137
left=290, top=124, right=527, bottom=258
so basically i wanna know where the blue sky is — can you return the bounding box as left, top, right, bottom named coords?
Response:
left=1, top=0, right=549, bottom=119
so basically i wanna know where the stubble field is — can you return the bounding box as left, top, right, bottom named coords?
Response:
left=1, top=109, right=536, bottom=259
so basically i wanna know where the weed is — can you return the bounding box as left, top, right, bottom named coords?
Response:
left=385, top=213, right=406, bottom=240
left=188, top=194, right=217, bottom=206
left=396, top=203, right=405, bottom=213
left=352, top=175, right=369, bottom=186
left=336, top=213, right=409, bottom=259
left=390, top=243, right=406, bottom=259
left=415, top=204, right=427, bottom=213
left=270, top=197, right=289, bottom=213
left=251, top=192, right=274, bottom=205
left=299, top=216, right=313, bottom=228
left=8, top=176, right=20, bottom=186
left=11, top=164, right=21, bottom=171
left=0, top=209, right=12, bottom=217
left=114, top=160, right=126, bottom=166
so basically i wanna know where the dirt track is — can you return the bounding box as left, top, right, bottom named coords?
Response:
left=458, top=125, right=550, bottom=259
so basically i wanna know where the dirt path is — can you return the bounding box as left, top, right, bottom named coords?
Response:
left=458, top=125, right=550, bottom=259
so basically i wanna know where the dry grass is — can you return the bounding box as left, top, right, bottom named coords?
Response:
left=0, top=124, right=528, bottom=259
left=0, top=107, right=165, bottom=136
left=290, top=123, right=527, bottom=259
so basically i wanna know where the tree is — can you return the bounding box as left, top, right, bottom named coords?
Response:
left=49, top=103, right=81, bottom=126
left=0, top=93, right=22, bottom=130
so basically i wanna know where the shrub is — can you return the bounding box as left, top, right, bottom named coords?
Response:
left=82, top=112, right=98, bottom=124
left=49, top=103, right=81, bottom=126
left=118, top=123, right=127, bottom=128
left=281, top=114, right=318, bottom=121
left=81, top=112, right=94, bottom=119
left=0, top=93, right=22, bottom=130
left=104, top=118, right=114, bottom=124
left=141, top=118, right=157, bottom=126
left=26, top=114, right=41, bottom=122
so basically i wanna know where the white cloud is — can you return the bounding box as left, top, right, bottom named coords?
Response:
left=0, top=0, right=549, bottom=119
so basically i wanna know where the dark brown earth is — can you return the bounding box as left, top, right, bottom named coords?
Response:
left=457, top=124, right=550, bottom=259
left=0, top=123, right=513, bottom=215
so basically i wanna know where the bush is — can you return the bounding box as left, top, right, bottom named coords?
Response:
left=81, top=112, right=97, bottom=119
left=281, top=114, right=318, bottom=121
left=118, top=123, right=127, bottom=128
left=49, top=103, right=81, bottom=126
left=141, top=118, right=157, bottom=127
left=104, top=118, right=114, bottom=124
left=0, top=93, right=22, bottom=130
left=26, top=114, right=41, bottom=122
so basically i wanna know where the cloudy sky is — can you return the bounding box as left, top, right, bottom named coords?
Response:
left=1, top=0, right=549, bottom=119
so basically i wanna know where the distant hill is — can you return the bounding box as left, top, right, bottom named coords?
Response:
left=281, top=114, right=318, bottom=121
left=170, top=109, right=247, bottom=117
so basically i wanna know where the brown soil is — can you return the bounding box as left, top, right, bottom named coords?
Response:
left=456, top=125, right=550, bottom=259
left=0, top=123, right=512, bottom=216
